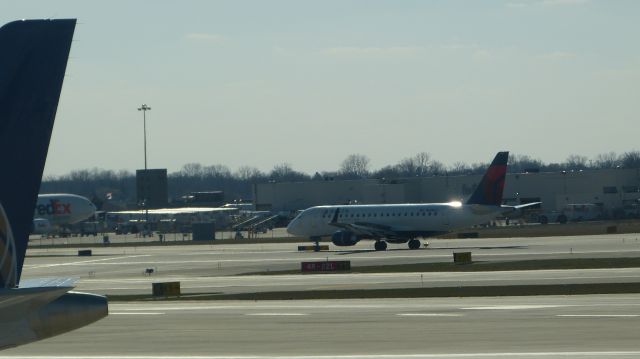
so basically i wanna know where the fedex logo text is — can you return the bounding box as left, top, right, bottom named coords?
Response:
left=35, top=200, right=71, bottom=216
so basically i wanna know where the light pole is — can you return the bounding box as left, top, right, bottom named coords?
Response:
left=138, top=104, right=151, bottom=171
left=138, top=104, right=151, bottom=234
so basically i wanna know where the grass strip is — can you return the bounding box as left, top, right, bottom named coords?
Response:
left=107, top=282, right=640, bottom=302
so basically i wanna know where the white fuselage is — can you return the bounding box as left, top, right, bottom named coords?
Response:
left=34, top=193, right=96, bottom=226
left=287, top=202, right=504, bottom=239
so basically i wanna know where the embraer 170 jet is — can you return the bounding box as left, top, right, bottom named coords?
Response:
left=0, top=19, right=107, bottom=349
left=287, top=152, right=538, bottom=250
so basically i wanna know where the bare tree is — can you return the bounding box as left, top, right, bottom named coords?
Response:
left=429, top=160, right=446, bottom=175
left=414, top=152, right=431, bottom=176
left=372, top=165, right=401, bottom=179
left=620, top=151, right=640, bottom=168
left=270, top=163, right=309, bottom=182
left=203, top=164, right=232, bottom=178
left=397, top=152, right=432, bottom=177
left=179, top=163, right=204, bottom=177
left=339, top=154, right=370, bottom=178
left=564, top=154, right=589, bottom=170
left=509, top=154, right=543, bottom=173
left=236, top=166, right=263, bottom=181
left=449, top=161, right=470, bottom=175
left=593, top=152, right=620, bottom=169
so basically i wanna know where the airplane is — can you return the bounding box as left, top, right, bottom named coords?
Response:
left=0, top=19, right=108, bottom=349
left=33, top=193, right=97, bottom=235
left=287, top=151, right=540, bottom=250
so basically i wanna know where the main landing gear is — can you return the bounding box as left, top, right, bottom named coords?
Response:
left=374, top=239, right=422, bottom=250
left=374, top=240, right=388, bottom=251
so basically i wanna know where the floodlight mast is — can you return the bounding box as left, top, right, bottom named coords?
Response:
left=137, top=104, right=151, bottom=233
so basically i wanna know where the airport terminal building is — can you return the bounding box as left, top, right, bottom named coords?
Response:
left=254, top=168, right=640, bottom=218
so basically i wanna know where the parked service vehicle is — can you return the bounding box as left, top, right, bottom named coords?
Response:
left=537, top=203, right=604, bottom=224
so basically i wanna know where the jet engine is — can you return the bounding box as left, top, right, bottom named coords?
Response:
left=331, top=231, right=360, bottom=246
left=31, top=218, right=51, bottom=235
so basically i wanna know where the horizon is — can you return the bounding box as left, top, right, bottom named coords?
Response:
left=2, top=1, right=638, bottom=177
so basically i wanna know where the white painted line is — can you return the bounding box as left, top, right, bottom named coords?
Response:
left=246, top=313, right=308, bottom=316
left=3, top=351, right=640, bottom=358
left=397, top=313, right=463, bottom=317
left=25, top=255, right=152, bottom=269
left=109, top=312, right=165, bottom=315
left=462, top=305, right=564, bottom=310
left=557, top=314, right=640, bottom=318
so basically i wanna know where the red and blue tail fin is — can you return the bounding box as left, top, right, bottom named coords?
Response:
left=0, top=19, right=76, bottom=288
left=466, top=152, right=509, bottom=206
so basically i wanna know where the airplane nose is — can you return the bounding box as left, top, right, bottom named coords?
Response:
left=286, top=217, right=301, bottom=235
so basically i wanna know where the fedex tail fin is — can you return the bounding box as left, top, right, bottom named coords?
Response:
left=466, top=151, right=509, bottom=206
left=0, top=19, right=76, bottom=288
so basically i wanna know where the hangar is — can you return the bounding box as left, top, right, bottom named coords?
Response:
left=254, top=168, right=640, bottom=219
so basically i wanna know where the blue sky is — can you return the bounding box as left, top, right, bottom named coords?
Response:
left=2, top=0, right=639, bottom=176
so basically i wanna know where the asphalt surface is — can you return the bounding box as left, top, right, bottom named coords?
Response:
left=3, top=295, right=640, bottom=358
left=22, top=232, right=640, bottom=296
left=7, top=232, right=640, bottom=357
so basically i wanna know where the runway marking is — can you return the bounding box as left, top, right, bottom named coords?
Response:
left=397, top=313, right=464, bottom=317
left=557, top=314, right=640, bottom=318
left=24, top=255, right=151, bottom=269
left=4, top=351, right=640, bottom=358
left=462, top=305, right=565, bottom=310
left=246, top=313, right=308, bottom=316
left=109, top=312, right=165, bottom=315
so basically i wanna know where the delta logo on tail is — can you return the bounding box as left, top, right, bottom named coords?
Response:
left=466, top=151, right=508, bottom=206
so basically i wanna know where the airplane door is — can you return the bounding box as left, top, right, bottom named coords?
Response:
left=441, top=208, right=450, bottom=227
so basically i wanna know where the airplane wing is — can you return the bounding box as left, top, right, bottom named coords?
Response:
left=0, top=277, right=78, bottom=318
left=0, top=286, right=72, bottom=320
left=19, top=277, right=78, bottom=288
left=328, top=208, right=405, bottom=239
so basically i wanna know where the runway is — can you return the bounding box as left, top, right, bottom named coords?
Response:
left=8, top=233, right=640, bottom=357
left=21, top=233, right=640, bottom=296
left=3, top=295, right=640, bottom=358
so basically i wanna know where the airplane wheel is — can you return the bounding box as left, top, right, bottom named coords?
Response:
left=408, top=239, right=421, bottom=250
left=374, top=240, right=387, bottom=251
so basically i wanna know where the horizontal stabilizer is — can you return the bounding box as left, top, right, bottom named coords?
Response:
left=510, top=202, right=542, bottom=210
left=500, top=202, right=542, bottom=214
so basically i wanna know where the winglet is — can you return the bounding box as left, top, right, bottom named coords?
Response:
left=0, top=19, right=76, bottom=288
left=466, top=152, right=509, bottom=206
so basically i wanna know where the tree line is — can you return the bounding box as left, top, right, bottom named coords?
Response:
left=40, top=151, right=640, bottom=209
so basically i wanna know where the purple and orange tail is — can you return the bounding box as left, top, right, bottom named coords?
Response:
left=466, top=152, right=509, bottom=206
